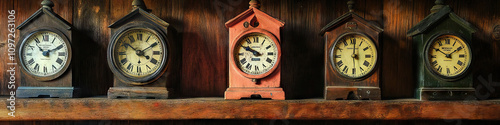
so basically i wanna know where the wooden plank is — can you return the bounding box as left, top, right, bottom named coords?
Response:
left=1, top=98, right=500, bottom=120
left=0, top=0, right=14, bottom=95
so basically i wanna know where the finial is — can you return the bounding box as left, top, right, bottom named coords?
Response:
left=430, top=0, right=445, bottom=13
left=249, top=0, right=260, bottom=9
left=132, top=0, right=151, bottom=12
left=347, top=0, right=355, bottom=12
left=41, top=0, right=54, bottom=11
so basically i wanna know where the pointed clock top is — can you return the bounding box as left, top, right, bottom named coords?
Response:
left=249, top=0, right=260, bottom=9
left=431, top=0, right=445, bottom=13
left=347, top=0, right=355, bottom=12
left=132, top=0, right=152, bottom=12
left=41, top=0, right=54, bottom=11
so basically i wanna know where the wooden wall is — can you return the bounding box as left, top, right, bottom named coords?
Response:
left=1, top=0, right=500, bottom=102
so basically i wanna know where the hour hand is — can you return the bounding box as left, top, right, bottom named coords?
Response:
left=242, top=46, right=261, bottom=56
left=123, top=43, right=137, bottom=51
left=434, top=48, right=447, bottom=55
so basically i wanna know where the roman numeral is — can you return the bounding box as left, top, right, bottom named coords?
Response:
left=457, top=60, right=463, bottom=66
left=34, top=64, right=39, bottom=71
left=255, top=65, right=259, bottom=71
left=437, top=65, right=442, bottom=72
left=26, top=53, right=32, bottom=56
left=43, top=66, right=47, bottom=73
left=34, top=37, right=41, bottom=43
left=351, top=38, right=356, bottom=45
left=246, top=63, right=252, bottom=70
left=447, top=68, right=450, bottom=74
left=128, top=35, right=135, bottom=43
left=360, top=67, right=364, bottom=71
left=43, top=35, right=49, bottom=41
left=52, top=65, right=57, bottom=70
left=52, top=38, right=56, bottom=44
left=28, top=59, right=35, bottom=65
left=335, top=55, right=341, bottom=58
left=266, top=45, right=271, bottom=50
left=431, top=55, right=436, bottom=58
left=363, top=47, right=369, bottom=51
left=238, top=53, right=244, bottom=56
left=59, top=52, right=66, bottom=56
left=352, top=68, right=356, bottom=74
left=121, top=58, right=127, bottom=65
left=266, top=58, right=272, bottom=63
left=137, top=34, right=143, bottom=41
left=437, top=41, right=443, bottom=46
left=267, top=52, right=274, bottom=55
left=153, top=51, right=161, bottom=55
left=431, top=60, right=438, bottom=67
left=343, top=66, right=348, bottom=73
left=119, top=52, right=126, bottom=55
left=137, top=66, right=141, bottom=73
left=459, top=54, right=465, bottom=58
left=240, top=58, right=247, bottom=65
left=261, top=39, right=266, bottom=45
left=359, top=41, right=363, bottom=46
left=253, top=37, right=259, bottom=43
left=445, top=39, right=450, bottom=44
left=127, top=64, right=132, bottom=70
left=145, top=35, right=151, bottom=43
left=343, top=41, right=348, bottom=46
left=454, top=66, right=458, bottom=70
left=453, top=41, right=457, bottom=46
left=365, top=55, right=371, bottom=58
left=246, top=39, right=251, bottom=44
left=56, top=58, right=64, bottom=65
left=262, top=64, right=267, bottom=68
left=146, top=65, right=151, bottom=70
left=150, top=58, right=158, bottom=64
left=363, top=60, right=370, bottom=67
left=337, top=60, right=343, bottom=67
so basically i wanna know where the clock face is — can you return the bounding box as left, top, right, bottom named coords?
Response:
left=426, top=35, right=471, bottom=78
left=234, top=33, right=278, bottom=75
left=331, top=34, right=377, bottom=79
left=20, top=31, right=69, bottom=78
left=111, top=29, right=166, bottom=79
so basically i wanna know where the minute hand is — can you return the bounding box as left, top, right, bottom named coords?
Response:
left=141, top=42, right=158, bottom=52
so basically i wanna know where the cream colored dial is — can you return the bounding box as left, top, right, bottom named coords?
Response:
left=331, top=34, right=377, bottom=78
left=235, top=33, right=278, bottom=75
left=21, top=31, right=69, bottom=77
left=427, top=35, right=471, bottom=77
left=113, top=29, right=165, bottom=78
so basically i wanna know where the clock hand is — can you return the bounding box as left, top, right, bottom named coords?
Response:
left=50, top=44, right=64, bottom=52
left=352, top=39, right=356, bottom=68
left=242, top=46, right=261, bottom=56
left=141, top=42, right=158, bottom=52
left=35, top=44, right=44, bottom=52
left=123, top=43, right=138, bottom=51
left=434, top=48, right=447, bottom=55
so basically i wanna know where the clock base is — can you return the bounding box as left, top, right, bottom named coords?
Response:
left=108, top=87, right=169, bottom=99
left=325, top=86, right=381, bottom=100
left=16, top=87, right=78, bottom=98
left=225, top=87, right=284, bottom=100
left=417, top=87, right=476, bottom=100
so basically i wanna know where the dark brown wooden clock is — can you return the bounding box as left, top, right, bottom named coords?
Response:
left=407, top=0, right=476, bottom=100
left=225, top=0, right=285, bottom=100
left=107, top=0, right=180, bottom=99
left=16, top=0, right=78, bottom=98
left=320, top=0, right=383, bottom=100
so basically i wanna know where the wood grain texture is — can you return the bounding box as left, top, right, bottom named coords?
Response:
left=0, top=0, right=499, bottom=100
left=0, top=0, right=14, bottom=95
left=1, top=98, right=500, bottom=120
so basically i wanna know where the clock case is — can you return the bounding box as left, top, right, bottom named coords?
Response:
left=225, top=6, right=285, bottom=100
left=15, top=3, right=79, bottom=98
left=107, top=6, right=180, bottom=99
left=407, top=5, right=477, bottom=100
left=320, top=11, right=383, bottom=100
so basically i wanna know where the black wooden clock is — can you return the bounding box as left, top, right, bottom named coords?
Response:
left=16, top=0, right=78, bottom=98
left=107, top=0, right=180, bottom=99
left=320, top=0, right=383, bottom=100
left=407, top=0, right=476, bottom=100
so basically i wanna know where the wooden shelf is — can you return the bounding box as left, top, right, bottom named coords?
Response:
left=1, top=97, right=500, bottom=121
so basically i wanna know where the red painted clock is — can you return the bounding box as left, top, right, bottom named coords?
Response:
left=225, top=0, right=285, bottom=100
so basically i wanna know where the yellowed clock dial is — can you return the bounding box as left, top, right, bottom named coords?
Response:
left=113, top=29, right=165, bottom=78
left=331, top=34, right=377, bottom=78
left=427, top=35, right=471, bottom=78
left=21, top=31, right=69, bottom=77
left=235, top=33, right=278, bottom=75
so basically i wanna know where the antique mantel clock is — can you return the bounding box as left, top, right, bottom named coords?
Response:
left=107, top=0, right=179, bottom=99
left=320, top=0, right=383, bottom=100
left=225, top=0, right=285, bottom=100
left=407, top=0, right=476, bottom=100
left=16, top=0, right=78, bottom=98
